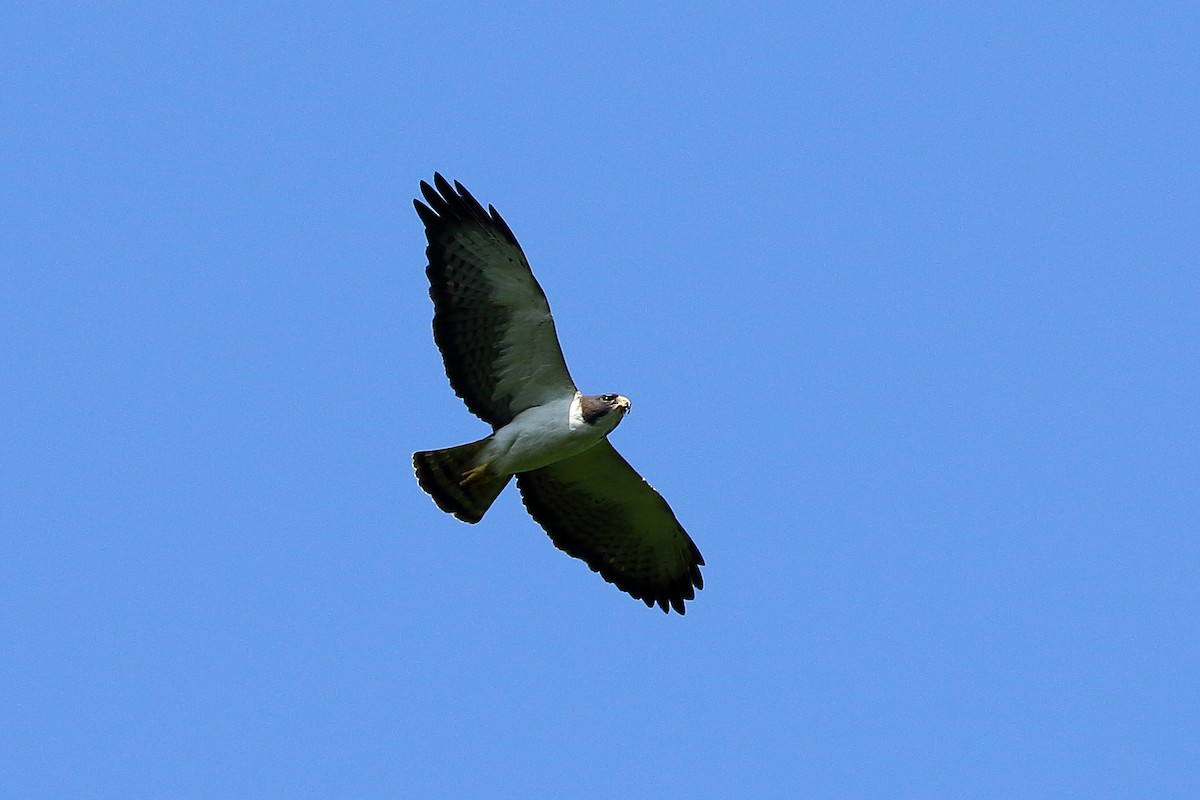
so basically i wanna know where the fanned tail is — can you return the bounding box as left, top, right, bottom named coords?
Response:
left=413, top=438, right=511, bottom=524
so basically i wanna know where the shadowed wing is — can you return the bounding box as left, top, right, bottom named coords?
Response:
left=415, top=174, right=577, bottom=428
left=516, top=440, right=705, bottom=614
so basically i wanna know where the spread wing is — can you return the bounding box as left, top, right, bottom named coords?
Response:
left=516, top=440, right=705, bottom=614
left=415, top=174, right=577, bottom=428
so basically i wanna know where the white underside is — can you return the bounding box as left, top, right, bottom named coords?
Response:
left=480, top=392, right=622, bottom=475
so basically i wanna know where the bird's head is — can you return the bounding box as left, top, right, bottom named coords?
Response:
left=579, top=392, right=631, bottom=427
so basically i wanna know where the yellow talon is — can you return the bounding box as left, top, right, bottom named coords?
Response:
left=459, top=462, right=492, bottom=487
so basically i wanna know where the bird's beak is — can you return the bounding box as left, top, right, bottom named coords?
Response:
left=616, top=395, right=631, bottom=414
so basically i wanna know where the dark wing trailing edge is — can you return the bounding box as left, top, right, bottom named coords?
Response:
left=415, top=174, right=577, bottom=428
left=516, top=441, right=705, bottom=614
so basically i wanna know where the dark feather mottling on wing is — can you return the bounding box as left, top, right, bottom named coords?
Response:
left=415, top=173, right=575, bottom=427
left=516, top=441, right=705, bottom=614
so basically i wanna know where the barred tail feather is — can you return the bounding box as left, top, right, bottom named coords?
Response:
left=413, top=438, right=511, bottom=524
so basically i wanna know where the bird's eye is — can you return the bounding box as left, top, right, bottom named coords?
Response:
left=601, top=393, right=616, bottom=403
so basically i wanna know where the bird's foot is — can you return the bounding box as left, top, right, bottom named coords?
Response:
left=459, top=462, right=493, bottom=487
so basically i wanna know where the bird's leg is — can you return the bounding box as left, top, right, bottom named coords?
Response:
left=459, top=462, right=493, bottom=487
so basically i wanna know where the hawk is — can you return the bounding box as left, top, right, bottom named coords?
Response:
left=412, top=174, right=704, bottom=614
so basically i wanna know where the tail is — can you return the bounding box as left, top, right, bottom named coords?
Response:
left=413, top=437, right=511, bottom=524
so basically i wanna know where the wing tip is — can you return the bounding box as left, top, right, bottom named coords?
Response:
left=414, top=173, right=522, bottom=249
left=632, top=577, right=698, bottom=616
left=413, top=197, right=439, bottom=227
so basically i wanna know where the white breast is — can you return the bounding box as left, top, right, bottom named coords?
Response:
left=482, top=392, right=618, bottom=475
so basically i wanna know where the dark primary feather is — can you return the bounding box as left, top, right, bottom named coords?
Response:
left=516, top=440, right=705, bottom=614
left=415, top=174, right=576, bottom=427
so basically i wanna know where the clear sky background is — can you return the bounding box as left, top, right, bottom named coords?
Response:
left=3, top=3, right=1197, bottom=798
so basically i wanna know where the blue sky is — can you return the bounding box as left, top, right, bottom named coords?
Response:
left=3, top=3, right=1197, bottom=797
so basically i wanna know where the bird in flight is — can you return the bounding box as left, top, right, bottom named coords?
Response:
left=412, top=174, right=704, bottom=614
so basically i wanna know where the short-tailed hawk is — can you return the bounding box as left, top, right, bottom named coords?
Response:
left=412, top=174, right=704, bottom=614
